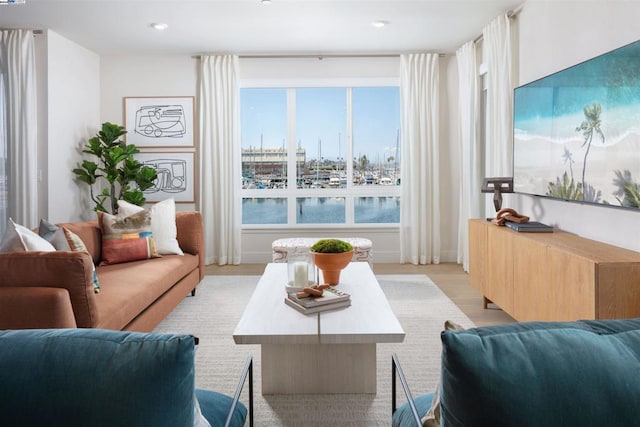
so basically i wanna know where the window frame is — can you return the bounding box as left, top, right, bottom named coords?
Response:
left=240, top=78, right=401, bottom=229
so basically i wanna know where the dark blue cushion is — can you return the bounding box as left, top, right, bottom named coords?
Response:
left=196, top=388, right=247, bottom=427
left=0, top=328, right=196, bottom=427
left=440, top=318, right=640, bottom=427
left=392, top=392, right=435, bottom=427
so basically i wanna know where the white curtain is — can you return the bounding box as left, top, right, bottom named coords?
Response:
left=456, top=41, right=482, bottom=271
left=399, top=53, right=440, bottom=265
left=198, top=55, right=241, bottom=265
left=0, top=29, right=38, bottom=233
left=483, top=14, right=514, bottom=182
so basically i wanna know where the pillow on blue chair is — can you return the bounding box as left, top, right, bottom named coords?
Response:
left=440, top=318, right=640, bottom=427
left=0, top=329, right=196, bottom=427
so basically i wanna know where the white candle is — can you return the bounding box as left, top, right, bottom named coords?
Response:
left=293, top=261, right=308, bottom=287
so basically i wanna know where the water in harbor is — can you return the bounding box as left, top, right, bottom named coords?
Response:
left=242, top=196, right=400, bottom=225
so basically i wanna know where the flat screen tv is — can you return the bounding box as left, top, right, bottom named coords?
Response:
left=513, top=39, right=640, bottom=210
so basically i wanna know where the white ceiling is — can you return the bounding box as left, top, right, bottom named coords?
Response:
left=0, top=0, right=525, bottom=56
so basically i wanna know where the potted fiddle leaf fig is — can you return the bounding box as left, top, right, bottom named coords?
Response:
left=73, top=122, right=157, bottom=214
left=310, top=239, right=354, bottom=285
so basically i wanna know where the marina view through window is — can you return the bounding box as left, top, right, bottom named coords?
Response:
left=241, top=86, right=400, bottom=226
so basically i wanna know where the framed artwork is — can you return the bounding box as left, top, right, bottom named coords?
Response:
left=124, top=96, right=195, bottom=148
left=135, top=152, right=196, bottom=203
left=513, top=39, right=640, bottom=211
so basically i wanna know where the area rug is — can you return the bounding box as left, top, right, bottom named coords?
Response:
left=154, top=274, right=475, bottom=426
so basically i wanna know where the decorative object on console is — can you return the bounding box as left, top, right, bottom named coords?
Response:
left=481, top=177, right=514, bottom=212
left=490, top=207, right=529, bottom=226
left=72, top=122, right=158, bottom=214
left=310, top=239, right=354, bottom=285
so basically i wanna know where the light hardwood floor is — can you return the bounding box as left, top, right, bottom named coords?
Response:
left=205, top=262, right=515, bottom=327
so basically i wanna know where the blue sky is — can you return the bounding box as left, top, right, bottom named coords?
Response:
left=240, top=87, right=400, bottom=164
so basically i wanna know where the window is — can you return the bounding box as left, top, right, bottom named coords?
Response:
left=241, top=86, right=400, bottom=227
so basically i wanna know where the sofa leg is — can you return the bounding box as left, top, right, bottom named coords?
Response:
left=191, top=288, right=196, bottom=297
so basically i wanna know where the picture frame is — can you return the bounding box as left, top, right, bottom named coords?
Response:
left=513, top=39, right=640, bottom=211
left=124, top=96, right=195, bottom=148
left=135, top=152, right=196, bottom=203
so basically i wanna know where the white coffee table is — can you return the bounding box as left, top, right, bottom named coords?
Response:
left=233, top=262, right=405, bottom=394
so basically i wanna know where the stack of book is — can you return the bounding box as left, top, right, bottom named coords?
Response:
left=285, top=287, right=351, bottom=314
left=505, top=221, right=554, bottom=233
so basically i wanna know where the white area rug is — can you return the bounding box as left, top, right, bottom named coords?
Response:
left=155, top=274, right=475, bottom=426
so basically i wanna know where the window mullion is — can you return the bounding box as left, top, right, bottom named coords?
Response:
left=345, top=88, right=354, bottom=225
left=287, top=88, right=297, bottom=223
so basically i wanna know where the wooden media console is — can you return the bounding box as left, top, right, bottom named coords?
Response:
left=469, top=219, right=640, bottom=322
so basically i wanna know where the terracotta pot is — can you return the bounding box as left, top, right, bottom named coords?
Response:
left=311, top=250, right=353, bottom=285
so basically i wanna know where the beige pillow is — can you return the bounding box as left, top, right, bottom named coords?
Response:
left=117, top=198, right=183, bottom=256
left=0, top=218, right=56, bottom=252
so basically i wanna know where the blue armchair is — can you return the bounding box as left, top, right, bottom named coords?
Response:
left=0, top=328, right=253, bottom=427
left=392, top=318, right=640, bottom=427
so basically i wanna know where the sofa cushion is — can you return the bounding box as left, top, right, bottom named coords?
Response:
left=392, top=392, right=435, bottom=427
left=0, top=328, right=196, bottom=427
left=440, top=318, right=640, bottom=427
left=94, top=253, right=199, bottom=330
left=196, top=389, right=247, bottom=427
left=99, top=211, right=159, bottom=265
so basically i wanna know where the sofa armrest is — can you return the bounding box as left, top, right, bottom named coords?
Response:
left=176, top=211, right=205, bottom=280
left=392, top=353, right=422, bottom=427
left=0, top=251, right=99, bottom=328
left=0, top=287, right=77, bottom=329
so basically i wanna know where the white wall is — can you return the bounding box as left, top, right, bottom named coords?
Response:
left=46, top=30, right=100, bottom=222
left=514, top=0, right=640, bottom=252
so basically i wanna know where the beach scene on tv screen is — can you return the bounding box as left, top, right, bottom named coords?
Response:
left=513, top=39, right=640, bottom=209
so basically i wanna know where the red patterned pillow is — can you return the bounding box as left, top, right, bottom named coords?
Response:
left=98, top=211, right=159, bottom=266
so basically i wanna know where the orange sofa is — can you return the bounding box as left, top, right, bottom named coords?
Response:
left=0, top=211, right=204, bottom=332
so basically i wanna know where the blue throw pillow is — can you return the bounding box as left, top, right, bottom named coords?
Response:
left=440, top=318, right=640, bottom=427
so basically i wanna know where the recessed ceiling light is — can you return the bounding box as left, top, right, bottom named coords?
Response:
left=150, top=23, right=168, bottom=31
left=371, top=20, right=389, bottom=28
left=261, top=0, right=272, bottom=4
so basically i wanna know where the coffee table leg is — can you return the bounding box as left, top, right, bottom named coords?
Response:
left=261, top=343, right=376, bottom=394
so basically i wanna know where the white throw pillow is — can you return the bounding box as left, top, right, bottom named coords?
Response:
left=117, top=198, right=184, bottom=255
left=0, top=218, right=56, bottom=252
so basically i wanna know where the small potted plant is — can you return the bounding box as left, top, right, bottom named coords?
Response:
left=310, top=239, right=354, bottom=285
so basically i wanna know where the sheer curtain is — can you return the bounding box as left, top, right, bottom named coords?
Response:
left=399, top=53, right=440, bottom=265
left=456, top=41, right=482, bottom=271
left=198, top=55, right=241, bottom=265
left=0, top=29, right=38, bottom=235
left=483, top=14, right=514, bottom=185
